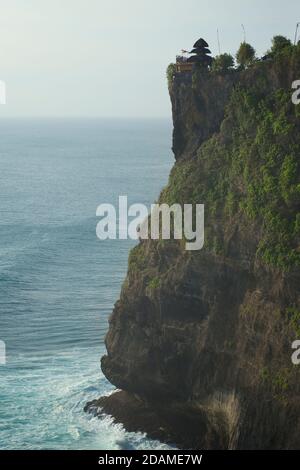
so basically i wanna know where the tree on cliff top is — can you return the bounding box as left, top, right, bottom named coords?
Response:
left=270, top=35, right=292, bottom=55
left=211, top=53, right=234, bottom=72
left=236, top=42, right=256, bottom=68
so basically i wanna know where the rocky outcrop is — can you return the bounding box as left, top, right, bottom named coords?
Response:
left=86, top=49, right=300, bottom=449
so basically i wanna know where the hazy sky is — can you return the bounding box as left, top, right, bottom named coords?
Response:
left=0, top=0, right=299, bottom=118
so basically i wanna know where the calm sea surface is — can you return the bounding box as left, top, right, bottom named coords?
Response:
left=0, top=118, right=173, bottom=449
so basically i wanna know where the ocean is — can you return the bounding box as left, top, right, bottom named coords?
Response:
left=0, top=118, right=173, bottom=450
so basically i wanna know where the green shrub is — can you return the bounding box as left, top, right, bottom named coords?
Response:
left=147, top=276, right=160, bottom=290
left=166, top=63, right=176, bottom=88
left=270, top=35, right=292, bottom=55
left=286, top=307, right=300, bottom=337
left=211, top=53, right=234, bottom=72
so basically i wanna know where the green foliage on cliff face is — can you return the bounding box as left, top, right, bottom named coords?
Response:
left=161, top=49, right=300, bottom=271
left=128, top=244, right=147, bottom=272
left=285, top=307, right=300, bottom=337
left=229, top=86, right=300, bottom=270
left=166, top=63, right=176, bottom=88
left=260, top=366, right=291, bottom=403
left=147, top=276, right=160, bottom=290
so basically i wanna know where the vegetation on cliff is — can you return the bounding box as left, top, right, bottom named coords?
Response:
left=236, top=41, right=256, bottom=67
left=164, top=43, right=300, bottom=271
left=89, top=37, right=300, bottom=450
left=211, top=53, right=235, bottom=72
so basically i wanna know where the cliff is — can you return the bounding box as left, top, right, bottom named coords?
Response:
left=86, top=47, right=300, bottom=449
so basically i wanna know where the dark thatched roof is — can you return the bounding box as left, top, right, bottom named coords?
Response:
left=189, top=48, right=211, bottom=54
left=193, top=38, right=209, bottom=48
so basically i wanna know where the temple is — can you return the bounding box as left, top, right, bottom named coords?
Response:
left=176, top=37, right=213, bottom=73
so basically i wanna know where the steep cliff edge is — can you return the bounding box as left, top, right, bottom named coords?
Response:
left=86, top=48, right=300, bottom=449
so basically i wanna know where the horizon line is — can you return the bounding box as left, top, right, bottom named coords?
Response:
left=0, top=115, right=172, bottom=120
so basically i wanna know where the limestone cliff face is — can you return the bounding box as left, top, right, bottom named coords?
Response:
left=89, top=50, right=300, bottom=449
left=170, top=71, right=236, bottom=160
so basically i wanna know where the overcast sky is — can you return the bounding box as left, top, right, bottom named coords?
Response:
left=0, top=0, right=299, bottom=118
